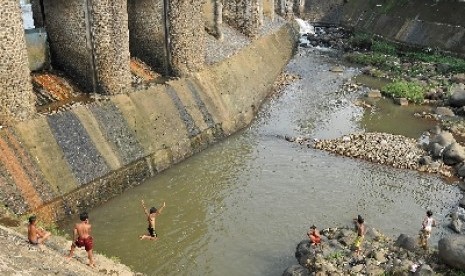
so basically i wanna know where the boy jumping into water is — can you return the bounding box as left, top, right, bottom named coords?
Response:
left=67, top=212, right=95, bottom=268
left=27, top=215, right=51, bottom=246
left=140, top=199, right=166, bottom=241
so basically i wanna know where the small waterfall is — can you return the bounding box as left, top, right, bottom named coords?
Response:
left=294, top=18, right=314, bottom=35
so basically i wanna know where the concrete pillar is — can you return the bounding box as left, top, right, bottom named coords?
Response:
left=43, top=0, right=130, bottom=94
left=90, top=0, right=131, bottom=94
left=223, top=0, right=262, bottom=37
left=0, top=1, right=35, bottom=123
left=127, top=0, right=167, bottom=74
left=168, top=0, right=205, bottom=77
left=31, top=0, right=45, bottom=28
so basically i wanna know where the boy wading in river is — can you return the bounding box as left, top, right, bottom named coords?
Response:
left=140, top=200, right=166, bottom=241
left=67, top=212, right=95, bottom=268
left=419, top=210, right=436, bottom=250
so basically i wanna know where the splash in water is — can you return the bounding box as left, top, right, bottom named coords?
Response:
left=294, top=18, right=314, bottom=35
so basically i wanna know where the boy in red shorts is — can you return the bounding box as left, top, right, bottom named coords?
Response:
left=67, top=212, right=95, bottom=267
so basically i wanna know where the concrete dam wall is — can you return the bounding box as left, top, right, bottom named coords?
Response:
left=300, top=0, right=465, bottom=56
left=0, top=24, right=297, bottom=221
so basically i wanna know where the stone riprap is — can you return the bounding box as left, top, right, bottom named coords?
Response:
left=283, top=227, right=452, bottom=275
left=312, top=132, right=454, bottom=177
left=0, top=0, right=36, bottom=124
left=127, top=0, right=166, bottom=74
left=0, top=23, right=298, bottom=221
left=223, top=0, right=263, bottom=37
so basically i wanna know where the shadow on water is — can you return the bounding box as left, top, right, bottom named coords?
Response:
left=61, top=47, right=461, bottom=276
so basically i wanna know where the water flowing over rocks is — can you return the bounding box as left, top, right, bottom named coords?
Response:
left=282, top=227, right=454, bottom=275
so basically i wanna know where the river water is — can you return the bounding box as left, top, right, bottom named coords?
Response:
left=61, top=44, right=462, bottom=275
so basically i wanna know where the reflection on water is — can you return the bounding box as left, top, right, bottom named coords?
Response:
left=61, top=47, right=461, bottom=276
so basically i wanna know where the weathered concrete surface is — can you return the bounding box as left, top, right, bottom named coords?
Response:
left=25, top=28, right=49, bottom=71
left=341, top=0, right=465, bottom=56
left=0, top=23, right=297, bottom=221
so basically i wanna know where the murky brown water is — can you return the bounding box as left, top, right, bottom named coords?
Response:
left=61, top=47, right=461, bottom=276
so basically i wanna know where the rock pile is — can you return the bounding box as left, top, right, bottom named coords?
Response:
left=312, top=132, right=454, bottom=177
left=283, top=227, right=449, bottom=275
left=300, top=26, right=350, bottom=49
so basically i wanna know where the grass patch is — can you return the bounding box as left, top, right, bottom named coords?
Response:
left=372, top=40, right=398, bottom=56
left=382, top=80, right=425, bottom=103
left=349, top=32, right=373, bottom=49
left=346, top=52, right=401, bottom=72
left=326, top=250, right=345, bottom=260
left=403, top=52, right=465, bottom=73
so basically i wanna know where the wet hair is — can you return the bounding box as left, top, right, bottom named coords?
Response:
left=357, top=215, right=364, bottom=224
left=310, top=225, right=316, bottom=229
left=426, top=210, right=433, bottom=217
left=80, top=212, right=89, bottom=221
left=149, top=207, right=157, bottom=214
left=28, top=215, right=36, bottom=224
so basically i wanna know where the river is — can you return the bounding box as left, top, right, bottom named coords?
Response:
left=61, top=42, right=462, bottom=276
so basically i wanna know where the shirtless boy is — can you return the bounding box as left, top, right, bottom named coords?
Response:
left=419, top=210, right=436, bottom=250
left=307, top=225, right=321, bottom=246
left=353, top=215, right=366, bottom=256
left=67, top=212, right=95, bottom=268
left=139, top=200, right=166, bottom=241
left=27, top=215, right=51, bottom=246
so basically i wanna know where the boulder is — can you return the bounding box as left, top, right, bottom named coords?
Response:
left=413, top=264, right=434, bottom=275
left=460, top=195, right=465, bottom=208
left=449, top=89, right=465, bottom=107
left=367, top=89, right=382, bottom=98
left=395, top=234, right=417, bottom=252
left=443, top=142, right=465, bottom=165
left=438, top=235, right=465, bottom=270
left=448, top=211, right=463, bottom=233
left=435, top=107, right=455, bottom=117
left=451, top=73, right=465, bottom=84
left=419, top=155, right=433, bottom=166
left=428, top=142, right=444, bottom=159
left=394, top=98, right=408, bottom=106
left=430, top=131, right=455, bottom=147
left=459, top=182, right=465, bottom=191
left=282, top=265, right=309, bottom=276
left=457, top=163, right=465, bottom=178
left=295, top=240, right=313, bottom=266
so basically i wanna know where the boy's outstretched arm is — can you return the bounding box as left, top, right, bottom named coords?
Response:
left=157, top=202, right=166, bottom=214
left=141, top=199, right=149, bottom=216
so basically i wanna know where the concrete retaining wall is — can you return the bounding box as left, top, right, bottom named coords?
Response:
left=0, top=24, right=297, bottom=221
left=0, top=1, right=35, bottom=124
left=341, top=0, right=465, bottom=56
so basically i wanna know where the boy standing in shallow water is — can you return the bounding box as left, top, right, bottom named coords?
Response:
left=419, top=210, right=436, bottom=250
left=140, top=199, right=166, bottom=241
left=67, top=212, right=95, bottom=268
left=353, top=215, right=366, bottom=256
left=27, top=215, right=51, bottom=246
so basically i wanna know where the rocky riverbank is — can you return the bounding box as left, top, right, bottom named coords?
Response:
left=283, top=225, right=465, bottom=275
left=0, top=209, right=137, bottom=275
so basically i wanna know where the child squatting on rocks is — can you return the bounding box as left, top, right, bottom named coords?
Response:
left=27, top=215, right=51, bottom=246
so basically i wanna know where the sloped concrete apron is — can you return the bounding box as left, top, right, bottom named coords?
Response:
left=0, top=23, right=298, bottom=221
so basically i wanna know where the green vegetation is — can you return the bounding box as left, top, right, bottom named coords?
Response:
left=349, top=32, right=372, bottom=49
left=382, top=80, right=425, bottom=104
left=371, top=40, right=397, bottom=56
left=345, top=52, right=401, bottom=72
left=326, top=250, right=345, bottom=260
left=403, top=52, right=465, bottom=74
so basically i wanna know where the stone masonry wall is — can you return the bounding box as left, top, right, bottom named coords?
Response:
left=127, top=0, right=166, bottom=73
left=224, top=0, right=262, bottom=37
left=90, top=0, right=131, bottom=94
left=42, top=0, right=93, bottom=91
left=0, top=1, right=35, bottom=124
left=168, top=0, right=205, bottom=76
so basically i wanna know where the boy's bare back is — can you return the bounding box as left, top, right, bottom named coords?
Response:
left=75, top=221, right=91, bottom=239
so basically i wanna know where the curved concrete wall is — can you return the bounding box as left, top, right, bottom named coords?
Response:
left=0, top=24, right=298, bottom=221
